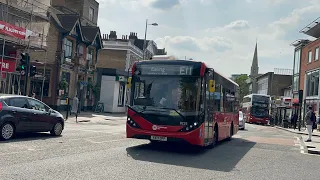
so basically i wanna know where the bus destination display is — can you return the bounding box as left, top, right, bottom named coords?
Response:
left=139, top=64, right=194, bottom=75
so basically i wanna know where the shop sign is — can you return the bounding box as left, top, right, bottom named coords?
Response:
left=0, top=20, right=38, bottom=40
left=0, top=59, right=16, bottom=73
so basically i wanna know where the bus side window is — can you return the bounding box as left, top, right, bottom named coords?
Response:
left=213, top=84, right=221, bottom=112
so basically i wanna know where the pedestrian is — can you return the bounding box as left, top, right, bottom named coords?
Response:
left=291, top=113, right=298, bottom=130
left=304, top=106, right=316, bottom=142
left=71, top=95, right=79, bottom=123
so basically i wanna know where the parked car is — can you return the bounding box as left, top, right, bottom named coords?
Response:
left=0, top=94, right=65, bottom=140
left=239, top=110, right=245, bottom=130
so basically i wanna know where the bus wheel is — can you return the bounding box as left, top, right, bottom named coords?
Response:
left=207, top=126, right=218, bottom=149
left=227, top=124, right=234, bottom=141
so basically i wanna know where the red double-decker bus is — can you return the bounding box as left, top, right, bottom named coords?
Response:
left=242, top=94, right=270, bottom=125
left=126, top=60, right=239, bottom=148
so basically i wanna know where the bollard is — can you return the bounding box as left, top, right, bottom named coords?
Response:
left=66, top=97, right=69, bottom=120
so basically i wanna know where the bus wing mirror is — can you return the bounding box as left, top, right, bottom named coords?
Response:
left=127, top=77, right=132, bottom=89
left=209, top=80, right=215, bottom=92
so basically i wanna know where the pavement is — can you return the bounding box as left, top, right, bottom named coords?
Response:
left=274, top=126, right=320, bottom=155
left=1, top=118, right=320, bottom=179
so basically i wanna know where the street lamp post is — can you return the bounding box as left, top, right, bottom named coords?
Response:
left=143, top=19, right=158, bottom=60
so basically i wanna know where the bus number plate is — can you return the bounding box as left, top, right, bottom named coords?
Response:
left=151, top=136, right=167, bottom=141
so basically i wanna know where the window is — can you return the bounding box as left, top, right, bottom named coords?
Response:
left=8, top=98, right=28, bottom=108
left=77, top=44, right=84, bottom=56
left=308, top=50, right=312, bottom=63
left=61, top=71, right=70, bottom=95
left=118, top=82, right=125, bottom=106
left=293, top=75, right=299, bottom=91
left=306, top=70, right=319, bottom=96
left=27, top=98, right=48, bottom=112
left=63, top=38, right=73, bottom=58
left=294, top=49, right=301, bottom=74
left=30, top=69, right=51, bottom=97
left=87, top=48, right=93, bottom=63
left=315, top=47, right=319, bottom=61
left=257, top=77, right=268, bottom=95
left=89, top=7, right=94, bottom=21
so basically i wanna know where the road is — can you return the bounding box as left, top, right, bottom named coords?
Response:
left=1, top=115, right=320, bottom=180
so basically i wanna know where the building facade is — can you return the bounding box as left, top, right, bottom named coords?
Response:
left=292, top=17, right=320, bottom=114
left=0, top=0, right=50, bottom=95
left=29, top=0, right=102, bottom=111
left=256, top=72, right=292, bottom=97
left=96, top=31, right=166, bottom=113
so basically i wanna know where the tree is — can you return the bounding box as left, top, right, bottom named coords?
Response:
left=234, top=75, right=249, bottom=103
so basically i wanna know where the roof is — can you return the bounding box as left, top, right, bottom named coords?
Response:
left=82, top=26, right=99, bottom=42
left=300, top=17, right=320, bottom=38
left=0, top=94, right=25, bottom=98
left=134, top=39, right=148, bottom=50
left=56, top=14, right=80, bottom=31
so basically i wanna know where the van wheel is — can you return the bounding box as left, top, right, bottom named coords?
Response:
left=1, top=122, right=15, bottom=140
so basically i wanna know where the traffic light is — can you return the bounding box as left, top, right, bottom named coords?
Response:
left=17, top=52, right=29, bottom=75
left=30, top=65, right=37, bottom=77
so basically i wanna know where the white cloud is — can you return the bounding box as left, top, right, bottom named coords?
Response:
left=96, top=0, right=320, bottom=76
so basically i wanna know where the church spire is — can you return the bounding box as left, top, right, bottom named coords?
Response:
left=250, top=41, right=259, bottom=77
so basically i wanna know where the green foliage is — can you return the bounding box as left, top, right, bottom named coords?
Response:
left=59, top=78, right=69, bottom=90
left=234, top=75, right=249, bottom=103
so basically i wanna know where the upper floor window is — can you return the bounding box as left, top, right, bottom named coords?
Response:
left=87, top=48, right=93, bottom=62
left=77, top=44, right=84, bottom=56
left=306, top=70, right=319, bottom=97
left=294, top=49, right=301, bottom=75
left=308, top=50, right=312, bottom=63
left=89, top=7, right=94, bottom=21
left=63, top=38, right=73, bottom=58
left=315, top=47, right=319, bottom=61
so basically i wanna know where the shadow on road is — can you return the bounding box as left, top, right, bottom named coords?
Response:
left=126, top=138, right=256, bottom=172
left=0, top=132, right=60, bottom=143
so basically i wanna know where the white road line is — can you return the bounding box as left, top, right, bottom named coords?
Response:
left=84, top=138, right=128, bottom=144
left=247, top=123, right=255, bottom=129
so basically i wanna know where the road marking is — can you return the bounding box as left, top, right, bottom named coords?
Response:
left=84, top=138, right=127, bottom=144
left=247, top=123, right=255, bottom=129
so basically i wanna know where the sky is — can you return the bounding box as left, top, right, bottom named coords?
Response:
left=96, top=0, right=320, bottom=77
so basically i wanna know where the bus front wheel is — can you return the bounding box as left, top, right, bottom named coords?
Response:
left=206, top=125, right=218, bottom=149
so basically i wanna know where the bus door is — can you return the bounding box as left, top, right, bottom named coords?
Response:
left=204, top=69, right=214, bottom=144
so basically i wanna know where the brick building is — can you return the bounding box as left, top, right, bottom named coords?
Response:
left=0, top=0, right=50, bottom=95
left=29, top=0, right=102, bottom=110
left=292, top=17, right=320, bottom=114
left=96, top=31, right=167, bottom=113
left=256, top=72, right=292, bottom=96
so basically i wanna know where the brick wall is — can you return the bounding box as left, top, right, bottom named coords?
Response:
left=270, top=74, right=292, bottom=96
left=29, top=23, right=60, bottom=64
left=97, top=49, right=127, bottom=70
left=299, top=39, right=320, bottom=90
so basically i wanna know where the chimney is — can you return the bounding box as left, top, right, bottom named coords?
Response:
left=129, top=32, right=134, bottom=39
left=109, top=31, right=117, bottom=39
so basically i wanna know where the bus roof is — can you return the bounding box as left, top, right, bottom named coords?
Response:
left=135, top=60, right=239, bottom=87
left=243, top=94, right=270, bottom=98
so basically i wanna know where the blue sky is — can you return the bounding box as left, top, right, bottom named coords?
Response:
left=96, top=0, right=320, bottom=76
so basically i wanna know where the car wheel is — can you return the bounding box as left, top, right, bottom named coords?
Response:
left=1, top=122, right=15, bottom=140
left=50, top=122, right=63, bottom=136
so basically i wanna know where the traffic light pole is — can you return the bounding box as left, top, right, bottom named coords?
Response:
left=24, top=54, right=30, bottom=96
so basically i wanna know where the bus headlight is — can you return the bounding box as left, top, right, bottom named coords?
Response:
left=179, top=122, right=199, bottom=132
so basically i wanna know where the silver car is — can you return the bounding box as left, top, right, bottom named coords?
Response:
left=239, top=111, right=245, bottom=130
